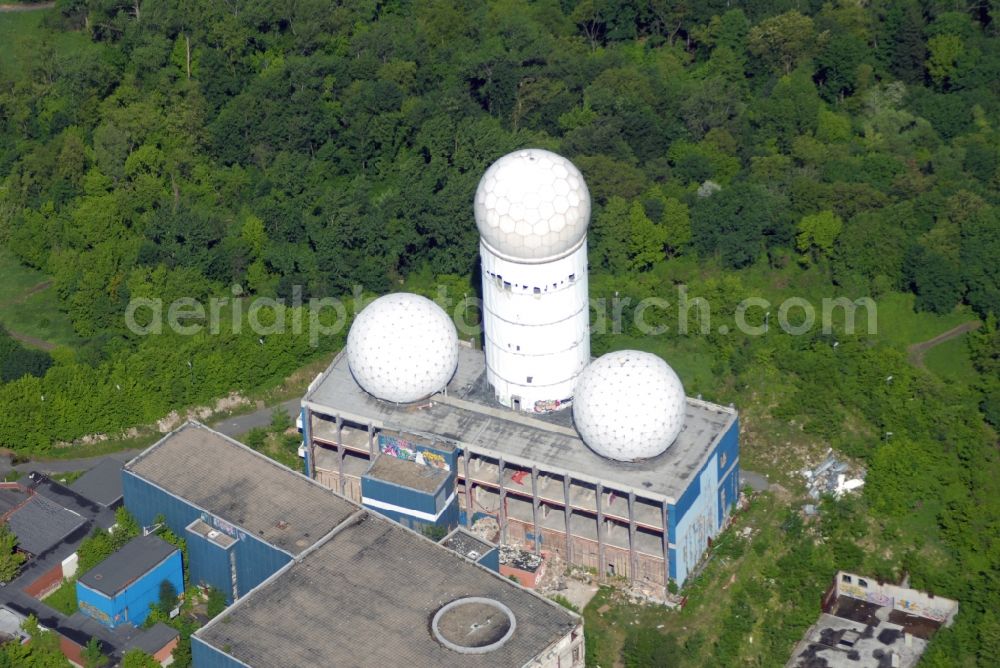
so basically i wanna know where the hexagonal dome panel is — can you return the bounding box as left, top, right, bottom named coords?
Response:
left=346, top=293, right=458, bottom=404
left=573, top=350, right=687, bottom=461
left=474, top=149, right=591, bottom=261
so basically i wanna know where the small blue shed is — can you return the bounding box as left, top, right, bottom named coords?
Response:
left=77, top=534, right=183, bottom=628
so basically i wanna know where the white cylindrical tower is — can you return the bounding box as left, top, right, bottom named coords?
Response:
left=474, top=149, right=591, bottom=413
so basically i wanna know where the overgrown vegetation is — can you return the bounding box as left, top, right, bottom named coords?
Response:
left=0, top=524, right=26, bottom=582
left=43, top=578, right=78, bottom=616
left=241, top=407, right=302, bottom=470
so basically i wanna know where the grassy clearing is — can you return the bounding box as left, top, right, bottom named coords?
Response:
left=0, top=249, right=48, bottom=304
left=42, top=578, right=77, bottom=615
left=0, top=248, right=79, bottom=348
left=0, top=8, right=95, bottom=76
left=0, top=10, right=46, bottom=73
left=924, top=332, right=976, bottom=384
left=868, top=292, right=975, bottom=349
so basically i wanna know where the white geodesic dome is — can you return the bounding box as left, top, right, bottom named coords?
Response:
left=346, top=293, right=458, bottom=404
left=573, top=350, right=687, bottom=461
left=474, top=149, right=590, bottom=261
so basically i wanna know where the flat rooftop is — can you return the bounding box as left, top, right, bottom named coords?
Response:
left=195, top=512, right=578, bottom=667
left=365, top=454, right=450, bottom=493
left=6, top=494, right=86, bottom=557
left=441, top=528, right=494, bottom=561
left=69, top=458, right=124, bottom=507
left=786, top=611, right=928, bottom=668
left=78, top=535, right=176, bottom=597
left=125, top=422, right=357, bottom=555
left=304, top=347, right=737, bottom=502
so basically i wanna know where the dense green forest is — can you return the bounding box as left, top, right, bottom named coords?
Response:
left=1, top=0, right=999, bottom=665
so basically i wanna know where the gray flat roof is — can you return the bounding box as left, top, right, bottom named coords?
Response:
left=196, top=512, right=578, bottom=668
left=6, top=494, right=86, bottom=556
left=441, top=528, right=494, bottom=560
left=69, top=458, right=124, bottom=507
left=365, top=454, right=450, bottom=493
left=125, top=422, right=357, bottom=555
left=124, top=622, right=179, bottom=654
left=78, top=535, right=177, bottom=597
left=304, top=347, right=737, bottom=502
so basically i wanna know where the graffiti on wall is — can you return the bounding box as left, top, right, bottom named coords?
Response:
left=533, top=399, right=563, bottom=413
left=840, top=577, right=954, bottom=623
left=80, top=601, right=111, bottom=625
left=674, top=455, right=719, bottom=585
left=897, top=599, right=949, bottom=622
left=421, top=451, right=447, bottom=470
left=202, top=513, right=244, bottom=541
left=378, top=434, right=450, bottom=471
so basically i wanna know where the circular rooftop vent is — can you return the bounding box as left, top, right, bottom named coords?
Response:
left=431, top=597, right=516, bottom=654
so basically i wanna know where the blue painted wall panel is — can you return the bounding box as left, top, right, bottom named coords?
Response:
left=233, top=537, right=292, bottom=601
left=477, top=546, right=500, bottom=573
left=362, top=476, right=438, bottom=515
left=363, top=496, right=458, bottom=535
left=123, top=472, right=291, bottom=604
left=667, top=415, right=740, bottom=586
left=77, top=550, right=183, bottom=628
left=717, top=463, right=740, bottom=526
left=186, top=528, right=236, bottom=601
left=361, top=474, right=454, bottom=515
left=192, top=636, right=246, bottom=668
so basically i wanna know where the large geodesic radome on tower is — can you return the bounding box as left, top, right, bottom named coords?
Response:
left=474, top=148, right=591, bottom=262
left=346, top=293, right=458, bottom=404
left=573, top=350, right=687, bottom=462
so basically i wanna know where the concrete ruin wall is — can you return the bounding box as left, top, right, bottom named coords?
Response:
left=834, top=571, right=959, bottom=625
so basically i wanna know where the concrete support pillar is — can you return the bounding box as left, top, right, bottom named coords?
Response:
left=562, top=476, right=574, bottom=566
left=627, top=491, right=638, bottom=584
left=498, top=458, right=508, bottom=544
left=463, top=451, right=474, bottom=527
left=336, top=414, right=345, bottom=496
left=596, top=482, right=606, bottom=581
left=367, top=423, right=374, bottom=458
left=531, top=467, right=541, bottom=554
left=661, top=500, right=670, bottom=596
left=302, top=405, right=315, bottom=479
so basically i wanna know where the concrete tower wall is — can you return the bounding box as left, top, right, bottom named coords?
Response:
left=481, top=240, right=590, bottom=412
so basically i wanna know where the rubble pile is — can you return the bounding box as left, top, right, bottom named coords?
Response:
left=800, top=449, right=866, bottom=500
left=469, top=516, right=500, bottom=543
left=499, top=544, right=543, bottom=572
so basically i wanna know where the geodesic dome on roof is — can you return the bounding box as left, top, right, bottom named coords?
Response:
left=346, top=293, right=458, bottom=404
left=573, top=350, right=686, bottom=461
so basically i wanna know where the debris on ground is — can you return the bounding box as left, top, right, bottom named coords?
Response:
left=800, top=449, right=866, bottom=499
left=469, top=516, right=499, bottom=543
left=499, top=544, right=542, bottom=571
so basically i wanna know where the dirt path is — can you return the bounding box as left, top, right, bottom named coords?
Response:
left=907, top=320, right=981, bottom=369
left=0, top=2, right=54, bottom=12
left=0, top=279, right=51, bottom=309
left=7, top=328, right=55, bottom=350
left=0, top=279, right=58, bottom=350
